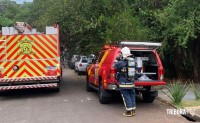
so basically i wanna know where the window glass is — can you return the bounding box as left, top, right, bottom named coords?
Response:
left=82, top=59, right=88, bottom=63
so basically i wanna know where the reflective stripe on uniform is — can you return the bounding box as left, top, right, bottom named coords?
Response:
left=121, top=94, right=132, bottom=111
left=119, top=84, right=135, bottom=88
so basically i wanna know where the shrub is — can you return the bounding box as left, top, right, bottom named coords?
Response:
left=190, top=81, right=200, bottom=100
left=165, top=80, right=189, bottom=105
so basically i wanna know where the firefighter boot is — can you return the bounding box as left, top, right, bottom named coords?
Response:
left=123, top=111, right=132, bottom=117
left=132, top=109, right=136, bottom=116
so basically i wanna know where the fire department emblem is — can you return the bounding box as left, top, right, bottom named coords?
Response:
left=18, top=39, right=35, bottom=55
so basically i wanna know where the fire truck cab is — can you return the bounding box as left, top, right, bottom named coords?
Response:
left=86, top=41, right=166, bottom=104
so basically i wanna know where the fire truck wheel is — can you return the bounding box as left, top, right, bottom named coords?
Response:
left=98, top=80, right=111, bottom=104
left=142, top=93, right=155, bottom=103
left=86, top=74, right=92, bottom=92
left=52, top=87, right=60, bottom=92
left=52, top=82, right=60, bottom=92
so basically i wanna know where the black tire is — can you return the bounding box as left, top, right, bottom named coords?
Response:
left=142, top=93, right=155, bottom=103
left=98, top=80, right=111, bottom=104
left=52, top=87, right=60, bottom=92
left=52, top=83, right=60, bottom=92
left=74, top=67, right=77, bottom=73
left=86, top=75, right=92, bottom=92
left=53, top=81, right=61, bottom=92
left=78, top=70, right=81, bottom=75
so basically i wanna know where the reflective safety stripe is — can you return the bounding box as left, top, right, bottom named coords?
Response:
left=0, top=83, right=58, bottom=91
left=131, top=107, right=136, bottom=110
left=0, top=76, right=58, bottom=82
left=121, top=94, right=133, bottom=111
left=119, top=84, right=135, bottom=89
left=121, top=94, right=127, bottom=110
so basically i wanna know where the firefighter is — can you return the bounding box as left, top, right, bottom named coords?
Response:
left=115, top=47, right=136, bottom=117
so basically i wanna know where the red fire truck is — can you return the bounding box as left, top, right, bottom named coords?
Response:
left=86, top=41, right=166, bottom=104
left=0, top=22, right=61, bottom=92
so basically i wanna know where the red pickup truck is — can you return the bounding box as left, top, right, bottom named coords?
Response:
left=86, top=41, right=166, bottom=104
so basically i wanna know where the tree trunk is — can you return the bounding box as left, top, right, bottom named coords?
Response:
left=192, top=39, right=200, bottom=83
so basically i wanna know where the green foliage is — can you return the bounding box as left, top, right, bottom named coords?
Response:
left=0, top=16, right=13, bottom=27
left=165, top=80, right=189, bottom=105
left=156, top=0, right=199, bottom=48
left=1, top=0, right=200, bottom=81
left=102, top=10, right=150, bottom=42
left=29, top=0, right=64, bottom=31
left=190, top=81, right=200, bottom=100
left=45, top=0, right=151, bottom=54
left=0, top=0, right=31, bottom=28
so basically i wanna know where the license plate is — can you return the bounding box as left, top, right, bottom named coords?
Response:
left=46, top=66, right=57, bottom=70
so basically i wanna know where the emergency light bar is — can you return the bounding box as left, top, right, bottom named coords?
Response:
left=120, top=41, right=162, bottom=47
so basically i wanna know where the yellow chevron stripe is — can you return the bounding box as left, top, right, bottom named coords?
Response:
left=31, top=60, right=46, bottom=70
left=0, top=37, right=6, bottom=46
left=6, top=35, right=58, bottom=59
left=0, top=36, right=5, bottom=39
left=0, top=57, right=6, bottom=61
left=37, top=35, right=57, bottom=53
left=1, top=34, right=60, bottom=78
left=8, top=45, right=20, bottom=60
left=2, top=62, right=16, bottom=75
left=21, top=72, right=29, bottom=77
left=22, top=51, right=58, bottom=68
left=13, top=65, right=37, bottom=78
left=0, top=48, right=6, bottom=53
left=6, top=35, right=45, bottom=60
left=1, top=61, right=6, bottom=67
left=7, top=35, right=23, bottom=60
left=45, top=35, right=57, bottom=46
left=0, top=36, right=6, bottom=60
left=6, top=35, right=21, bottom=50
left=31, top=35, right=56, bottom=58
left=6, top=61, right=23, bottom=77
left=2, top=59, right=59, bottom=78
left=51, top=35, right=57, bottom=40
left=26, top=60, right=44, bottom=75
left=9, top=52, right=58, bottom=68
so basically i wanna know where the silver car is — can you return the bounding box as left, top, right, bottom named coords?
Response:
left=75, top=56, right=88, bottom=75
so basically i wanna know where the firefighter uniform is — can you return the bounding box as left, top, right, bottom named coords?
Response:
left=115, top=60, right=136, bottom=117
left=115, top=47, right=136, bottom=117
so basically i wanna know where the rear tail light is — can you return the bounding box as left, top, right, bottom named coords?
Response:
left=79, top=64, right=82, bottom=67
left=159, top=67, right=164, bottom=80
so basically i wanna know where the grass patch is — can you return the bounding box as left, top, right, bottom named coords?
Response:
left=175, top=100, right=200, bottom=108
left=190, top=81, right=200, bottom=100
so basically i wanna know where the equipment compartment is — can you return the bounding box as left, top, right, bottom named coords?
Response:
left=131, top=51, right=158, bottom=80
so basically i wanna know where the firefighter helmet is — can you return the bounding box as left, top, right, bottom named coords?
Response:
left=121, top=47, right=133, bottom=58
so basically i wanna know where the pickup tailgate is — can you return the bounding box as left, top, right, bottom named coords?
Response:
left=135, top=80, right=166, bottom=86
